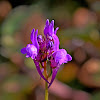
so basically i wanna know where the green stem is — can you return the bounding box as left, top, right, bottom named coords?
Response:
left=45, top=80, right=48, bottom=100
left=44, top=61, right=48, bottom=100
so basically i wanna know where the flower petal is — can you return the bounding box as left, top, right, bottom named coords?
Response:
left=46, top=19, right=49, bottom=26
left=30, top=29, right=39, bottom=52
left=53, top=34, right=59, bottom=51
left=44, top=20, right=55, bottom=36
left=51, top=20, right=54, bottom=27
left=30, top=28, right=35, bottom=44
left=26, top=54, right=30, bottom=58
left=54, top=27, right=59, bottom=34
left=21, top=47, right=27, bottom=54
left=49, top=23, right=54, bottom=36
left=48, top=66, right=60, bottom=88
left=44, top=24, right=50, bottom=36
left=67, top=54, right=72, bottom=61
left=34, top=59, right=49, bottom=84
left=34, top=29, right=39, bottom=52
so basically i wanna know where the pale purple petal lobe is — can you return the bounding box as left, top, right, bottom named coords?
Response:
left=26, top=54, right=30, bottom=58
left=67, top=54, right=72, bottom=61
left=30, top=28, right=35, bottom=44
left=54, top=27, right=59, bottom=34
left=21, top=47, right=27, bottom=54
left=34, top=29, right=39, bottom=52
left=46, top=19, right=49, bottom=26
left=53, top=34, right=59, bottom=51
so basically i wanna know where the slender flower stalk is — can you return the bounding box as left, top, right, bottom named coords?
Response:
left=21, top=19, right=72, bottom=100
left=45, top=80, right=48, bottom=100
left=44, top=67, right=48, bottom=100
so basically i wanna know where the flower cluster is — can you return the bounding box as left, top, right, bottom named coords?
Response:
left=21, top=19, right=72, bottom=88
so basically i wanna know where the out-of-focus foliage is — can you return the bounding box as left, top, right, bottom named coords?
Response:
left=91, top=92, right=100, bottom=100
left=0, top=0, right=100, bottom=100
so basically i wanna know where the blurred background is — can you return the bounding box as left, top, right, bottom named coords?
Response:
left=0, top=0, right=100, bottom=100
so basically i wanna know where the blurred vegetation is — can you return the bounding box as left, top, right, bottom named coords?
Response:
left=0, top=0, right=100, bottom=100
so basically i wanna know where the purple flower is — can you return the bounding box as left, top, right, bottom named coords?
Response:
left=21, top=44, right=37, bottom=59
left=50, top=49, right=72, bottom=68
left=48, top=49, right=72, bottom=88
left=21, top=19, right=72, bottom=88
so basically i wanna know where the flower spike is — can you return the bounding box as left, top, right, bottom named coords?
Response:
left=21, top=19, right=72, bottom=88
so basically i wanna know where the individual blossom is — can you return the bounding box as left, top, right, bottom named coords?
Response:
left=49, top=49, right=72, bottom=87
left=21, top=19, right=72, bottom=88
